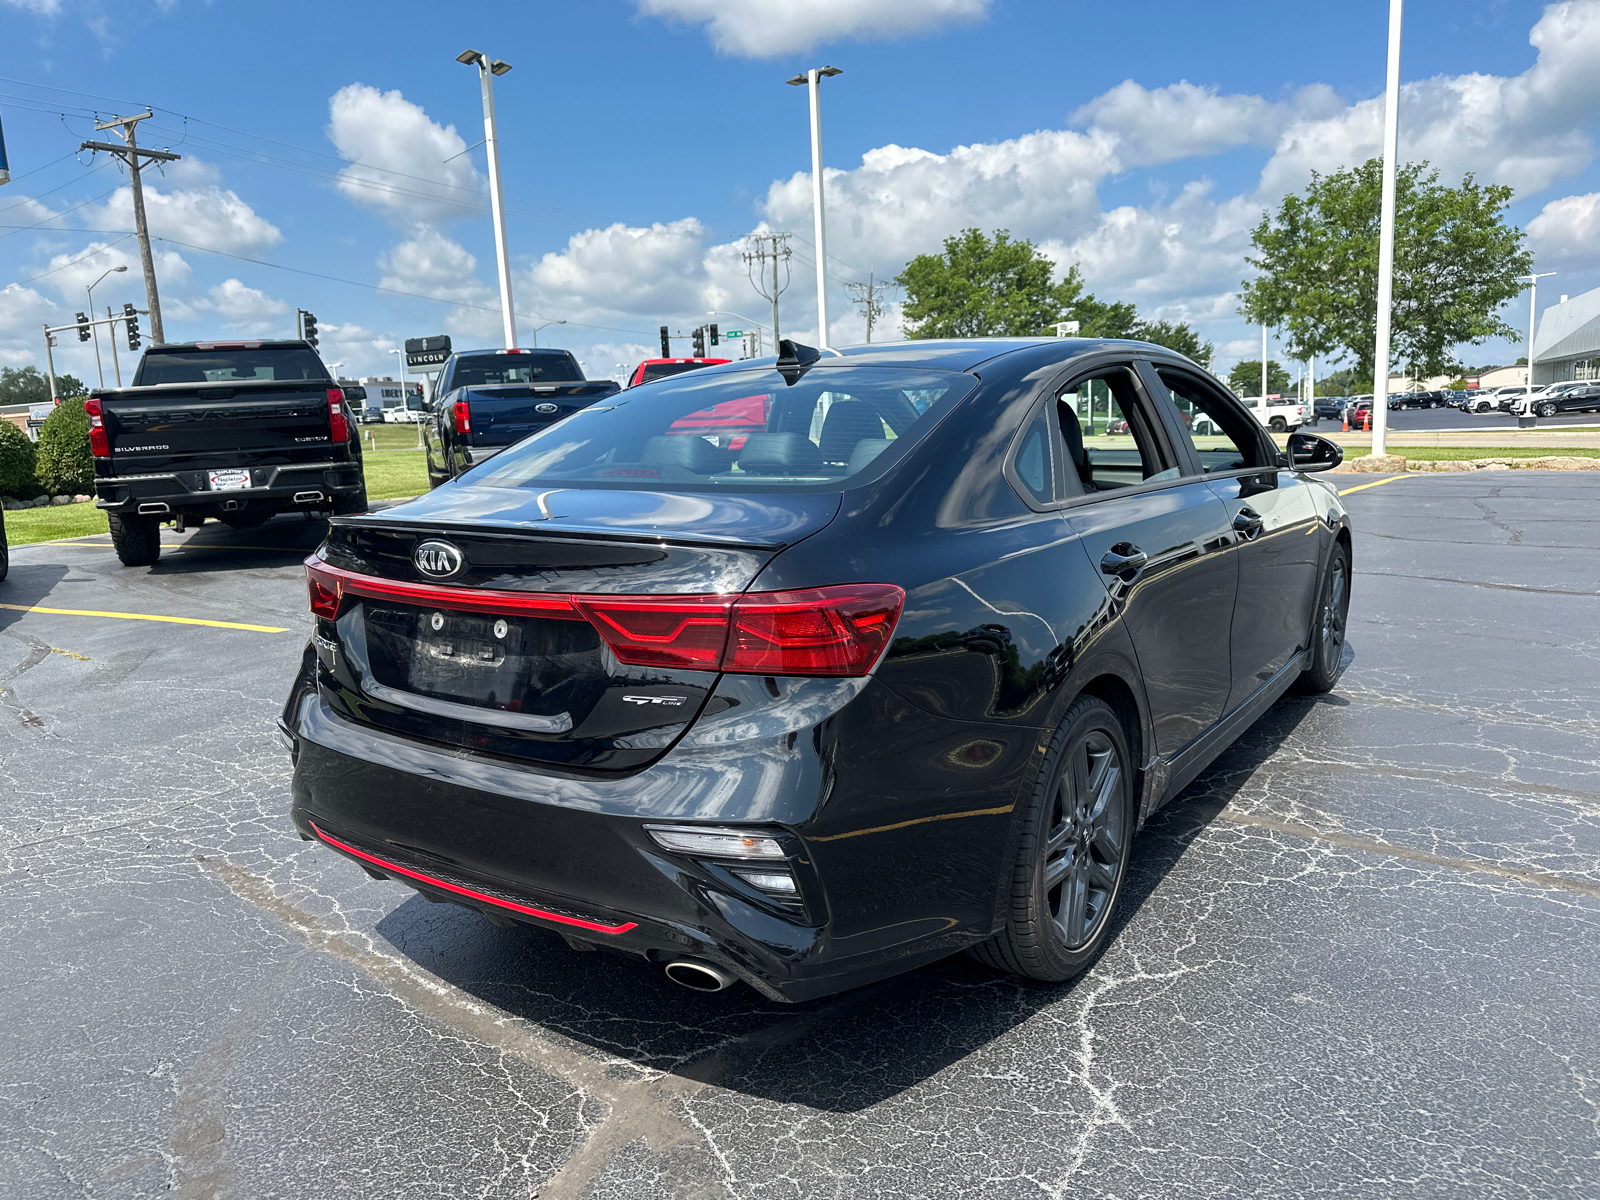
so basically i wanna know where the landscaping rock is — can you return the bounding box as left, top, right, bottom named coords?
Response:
left=1345, top=454, right=1409, bottom=473
left=51, top=494, right=71, bottom=505
left=72, top=494, right=92, bottom=503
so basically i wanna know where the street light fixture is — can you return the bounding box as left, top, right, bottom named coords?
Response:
left=86, top=265, right=127, bottom=389
left=529, top=319, right=566, bottom=347
left=786, top=65, right=842, bottom=350
left=458, top=48, right=518, bottom=349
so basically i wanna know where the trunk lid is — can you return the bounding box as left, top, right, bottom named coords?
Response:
left=461, top=381, right=621, bottom=449
left=313, top=487, right=840, bottom=772
left=96, top=380, right=338, bottom=475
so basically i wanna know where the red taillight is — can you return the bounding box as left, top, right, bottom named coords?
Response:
left=85, top=397, right=109, bottom=458
left=306, top=559, right=343, bottom=619
left=454, top=398, right=471, bottom=435
left=727, top=585, right=905, bottom=675
left=327, top=388, right=350, bottom=443
left=574, top=595, right=737, bottom=670
left=301, top=557, right=905, bottom=677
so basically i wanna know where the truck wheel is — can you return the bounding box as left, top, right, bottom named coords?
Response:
left=108, top=512, right=161, bottom=567
left=332, top=485, right=369, bottom=516
left=1269, top=416, right=1288, bottom=432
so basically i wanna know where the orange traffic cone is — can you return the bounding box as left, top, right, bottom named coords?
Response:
left=1342, top=412, right=1349, bottom=432
left=1363, top=410, right=1371, bottom=432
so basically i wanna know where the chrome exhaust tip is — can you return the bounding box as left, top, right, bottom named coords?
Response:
left=663, top=959, right=735, bottom=992
left=136, top=502, right=170, bottom=514
left=294, top=490, right=324, bottom=504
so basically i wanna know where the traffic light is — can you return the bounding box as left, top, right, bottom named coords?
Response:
left=659, top=325, right=670, bottom=357
left=123, top=303, right=141, bottom=352
left=301, top=311, right=319, bottom=350
left=75, top=312, right=91, bottom=342
left=708, top=323, right=719, bottom=347
left=692, top=326, right=706, bottom=358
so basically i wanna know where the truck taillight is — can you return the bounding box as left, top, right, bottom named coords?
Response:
left=85, top=397, right=109, bottom=457
left=453, top=398, right=471, bottom=435
left=327, top=389, right=350, bottom=442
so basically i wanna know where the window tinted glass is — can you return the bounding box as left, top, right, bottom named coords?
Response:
left=1013, top=405, right=1055, bottom=504
left=450, top=352, right=582, bottom=387
left=1055, top=371, right=1168, bottom=493
left=135, top=348, right=329, bottom=385
left=1150, top=368, right=1266, bottom=474
left=471, top=365, right=976, bottom=492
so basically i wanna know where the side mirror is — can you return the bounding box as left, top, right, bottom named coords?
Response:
left=1285, top=432, right=1343, bottom=473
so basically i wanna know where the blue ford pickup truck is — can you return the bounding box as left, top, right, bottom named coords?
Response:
left=421, top=347, right=620, bottom=488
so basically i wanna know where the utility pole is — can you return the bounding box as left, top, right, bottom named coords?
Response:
left=80, top=111, right=180, bottom=345
left=844, top=271, right=890, bottom=342
left=744, top=233, right=794, bottom=347
left=1370, top=0, right=1403, bottom=457
left=457, top=50, right=518, bottom=349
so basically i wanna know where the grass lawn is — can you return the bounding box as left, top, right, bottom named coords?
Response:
left=357, top=422, right=429, bottom=452
left=4, top=450, right=427, bottom=546
left=1386, top=446, right=1600, bottom=460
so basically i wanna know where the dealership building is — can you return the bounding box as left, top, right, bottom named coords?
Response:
left=1530, top=286, right=1600, bottom=384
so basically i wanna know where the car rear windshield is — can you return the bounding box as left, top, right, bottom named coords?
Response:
left=639, top=361, right=715, bottom=384
left=134, top=347, right=330, bottom=385
left=470, top=364, right=977, bottom=492
left=450, top=352, right=582, bottom=387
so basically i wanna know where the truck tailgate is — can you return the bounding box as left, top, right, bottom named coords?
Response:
left=464, top=382, right=621, bottom=449
left=97, top=382, right=339, bottom=474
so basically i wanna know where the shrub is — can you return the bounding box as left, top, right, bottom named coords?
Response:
left=0, top=420, right=38, bottom=498
left=35, top=396, right=94, bottom=495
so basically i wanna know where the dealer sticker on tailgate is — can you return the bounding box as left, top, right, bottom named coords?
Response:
left=208, top=469, right=251, bottom=491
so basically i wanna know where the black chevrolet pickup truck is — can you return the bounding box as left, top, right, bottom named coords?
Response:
left=88, top=340, right=366, bottom=566
left=422, top=347, right=620, bottom=488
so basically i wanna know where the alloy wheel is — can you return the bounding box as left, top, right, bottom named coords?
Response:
left=1041, top=731, right=1126, bottom=949
left=1319, top=553, right=1349, bottom=676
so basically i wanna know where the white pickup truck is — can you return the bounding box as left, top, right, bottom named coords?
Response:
left=1218, top=396, right=1308, bottom=434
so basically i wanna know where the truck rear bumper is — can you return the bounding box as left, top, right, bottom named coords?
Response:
left=95, top=460, right=363, bottom=514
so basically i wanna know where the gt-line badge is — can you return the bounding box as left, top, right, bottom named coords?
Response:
left=622, top=695, right=686, bottom=706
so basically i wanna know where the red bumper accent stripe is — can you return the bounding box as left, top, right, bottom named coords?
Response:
left=308, top=821, right=638, bottom=935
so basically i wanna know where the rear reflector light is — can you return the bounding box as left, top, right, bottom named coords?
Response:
left=302, top=557, right=904, bottom=676
left=731, top=868, right=798, bottom=894
left=327, top=388, right=350, bottom=442
left=454, top=398, right=471, bottom=435
left=643, top=825, right=786, bottom=859
left=85, top=397, right=109, bottom=457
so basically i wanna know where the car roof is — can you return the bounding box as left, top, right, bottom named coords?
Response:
left=683, top=336, right=1191, bottom=380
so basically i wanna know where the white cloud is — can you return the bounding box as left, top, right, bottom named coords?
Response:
left=326, top=84, right=484, bottom=225
left=530, top=219, right=711, bottom=320
left=377, top=229, right=502, bottom=339
left=3, top=0, right=63, bottom=15
left=165, top=279, right=290, bottom=337
left=0, top=283, right=59, bottom=368
left=40, top=241, right=190, bottom=303
left=1528, top=191, right=1600, bottom=267
left=635, top=0, right=989, bottom=57
left=75, top=169, right=283, bottom=256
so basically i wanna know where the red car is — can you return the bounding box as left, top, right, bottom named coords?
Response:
left=627, top=357, right=730, bottom=388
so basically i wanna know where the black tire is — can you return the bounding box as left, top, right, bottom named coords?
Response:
left=108, top=512, right=161, bottom=567
left=1294, top=541, right=1351, bottom=694
left=1538, top=402, right=1558, bottom=418
left=969, top=695, right=1135, bottom=983
left=332, top=485, right=368, bottom=516
left=219, top=510, right=272, bottom=529
left=1269, top=416, right=1287, bottom=432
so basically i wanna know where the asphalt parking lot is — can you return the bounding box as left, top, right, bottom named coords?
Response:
left=4, top=474, right=1598, bottom=1199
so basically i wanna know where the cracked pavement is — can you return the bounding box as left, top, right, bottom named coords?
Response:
left=2, top=475, right=1598, bottom=1198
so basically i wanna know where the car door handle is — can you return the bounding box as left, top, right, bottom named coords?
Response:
left=1100, top=544, right=1148, bottom=578
left=1233, top=508, right=1264, bottom=539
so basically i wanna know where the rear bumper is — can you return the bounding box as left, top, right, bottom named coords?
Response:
left=95, top=459, right=363, bottom=514
left=283, top=658, right=1031, bottom=1002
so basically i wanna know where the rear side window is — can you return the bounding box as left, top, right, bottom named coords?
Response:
left=449, top=352, right=582, bottom=387
left=470, top=365, right=977, bottom=492
left=134, top=348, right=329, bottom=385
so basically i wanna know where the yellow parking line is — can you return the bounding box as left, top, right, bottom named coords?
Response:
left=1338, top=475, right=1415, bottom=496
left=0, top=602, right=288, bottom=634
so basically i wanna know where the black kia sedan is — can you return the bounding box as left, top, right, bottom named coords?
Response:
left=283, top=338, right=1352, bottom=1002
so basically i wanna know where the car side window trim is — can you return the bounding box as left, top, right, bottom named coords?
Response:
left=1136, top=360, right=1281, bottom=485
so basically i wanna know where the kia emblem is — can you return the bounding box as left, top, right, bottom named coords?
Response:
left=534, top=402, right=559, bottom=415
left=413, top=539, right=465, bottom=579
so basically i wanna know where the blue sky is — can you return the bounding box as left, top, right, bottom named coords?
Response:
left=3, top=0, right=1599, bottom=386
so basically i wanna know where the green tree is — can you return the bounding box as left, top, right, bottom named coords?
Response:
left=34, top=397, right=94, bottom=495
left=0, top=420, right=39, bottom=498
left=1240, top=159, right=1531, bottom=382
left=1227, top=360, right=1292, bottom=396
left=0, top=365, right=88, bottom=406
left=897, top=228, right=1210, bottom=360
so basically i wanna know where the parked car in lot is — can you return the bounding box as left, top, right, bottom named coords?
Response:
left=1235, top=396, right=1306, bottom=432
left=1388, top=391, right=1445, bottom=409
left=285, top=336, right=1353, bottom=1002
left=87, top=339, right=366, bottom=566
left=1312, top=395, right=1348, bottom=421
left=1491, top=385, right=1532, bottom=412
left=1519, top=382, right=1600, bottom=417
left=626, top=356, right=732, bottom=387
left=1461, top=390, right=1503, bottom=414
left=422, top=347, right=621, bottom=488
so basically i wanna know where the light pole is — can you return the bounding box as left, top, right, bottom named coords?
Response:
left=457, top=49, right=518, bottom=350
left=786, top=65, right=842, bottom=349
left=1520, top=270, right=1556, bottom=425
left=529, top=319, right=566, bottom=347
left=1370, top=0, right=1404, bottom=457
left=86, top=265, right=127, bottom=388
